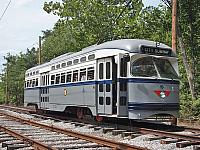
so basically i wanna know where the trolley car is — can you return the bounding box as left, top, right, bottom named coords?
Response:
left=24, top=39, right=179, bottom=123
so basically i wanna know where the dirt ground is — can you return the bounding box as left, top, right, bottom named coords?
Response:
left=177, top=118, right=200, bottom=128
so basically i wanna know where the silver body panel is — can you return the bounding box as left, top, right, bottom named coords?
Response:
left=43, top=83, right=96, bottom=114
left=128, top=80, right=179, bottom=119
left=24, top=88, right=40, bottom=107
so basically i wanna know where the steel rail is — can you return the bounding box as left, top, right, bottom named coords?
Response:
left=0, top=125, right=57, bottom=150
left=0, top=105, right=36, bottom=113
left=182, top=126, right=200, bottom=133
left=0, top=111, right=147, bottom=150
left=139, top=128, right=200, bottom=143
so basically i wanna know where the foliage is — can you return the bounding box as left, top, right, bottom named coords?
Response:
left=178, top=0, right=200, bottom=98
left=42, top=0, right=144, bottom=62
left=0, top=48, right=38, bottom=105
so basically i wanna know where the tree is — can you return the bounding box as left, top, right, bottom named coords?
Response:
left=0, top=48, right=38, bottom=105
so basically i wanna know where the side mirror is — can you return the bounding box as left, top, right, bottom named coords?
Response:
left=123, top=55, right=130, bottom=62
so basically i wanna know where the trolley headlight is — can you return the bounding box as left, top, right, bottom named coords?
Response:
left=160, top=91, right=166, bottom=99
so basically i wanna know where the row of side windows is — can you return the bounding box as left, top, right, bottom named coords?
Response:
left=25, top=78, right=38, bottom=88
left=50, top=67, right=94, bottom=85
left=51, top=54, right=95, bottom=71
left=26, top=70, right=39, bottom=77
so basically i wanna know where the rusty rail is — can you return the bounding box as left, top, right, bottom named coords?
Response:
left=0, top=111, right=146, bottom=150
left=0, top=125, right=56, bottom=150
left=139, top=128, right=200, bottom=143
left=0, top=105, right=36, bottom=113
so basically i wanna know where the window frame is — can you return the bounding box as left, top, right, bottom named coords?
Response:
left=67, top=61, right=72, bottom=66
left=51, top=66, right=55, bottom=70
left=55, top=74, right=60, bottom=84
left=80, top=56, right=86, bottom=62
left=61, top=73, right=66, bottom=83
left=73, top=59, right=79, bottom=64
left=51, top=75, right=55, bottom=85
left=79, top=68, right=86, bottom=81
left=61, top=63, right=66, bottom=68
left=88, top=54, right=95, bottom=60
left=87, top=67, right=95, bottom=80
left=72, top=70, right=79, bottom=82
left=66, top=71, right=72, bottom=83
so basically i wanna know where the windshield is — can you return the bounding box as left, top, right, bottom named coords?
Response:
left=131, top=57, right=178, bottom=79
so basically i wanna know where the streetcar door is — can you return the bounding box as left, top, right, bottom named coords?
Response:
left=40, top=72, right=50, bottom=110
left=97, top=57, right=113, bottom=115
left=117, top=54, right=129, bottom=117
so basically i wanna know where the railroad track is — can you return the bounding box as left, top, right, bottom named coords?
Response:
left=0, top=109, right=145, bottom=150
left=1, top=105, right=200, bottom=149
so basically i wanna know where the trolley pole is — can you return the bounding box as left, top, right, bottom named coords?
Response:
left=38, top=36, right=42, bottom=65
left=5, top=66, right=8, bottom=104
left=172, top=0, right=177, bottom=52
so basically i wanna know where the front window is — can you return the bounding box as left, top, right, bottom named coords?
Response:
left=131, top=57, right=178, bottom=79
left=131, top=57, right=157, bottom=77
left=154, top=58, right=178, bottom=79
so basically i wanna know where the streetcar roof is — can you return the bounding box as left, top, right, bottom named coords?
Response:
left=82, top=39, right=174, bottom=54
left=26, top=39, right=176, bottom=73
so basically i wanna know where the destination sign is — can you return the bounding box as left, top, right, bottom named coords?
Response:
left=140, top=46, right=172, bottom=56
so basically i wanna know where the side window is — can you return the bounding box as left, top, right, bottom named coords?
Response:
left=67, top=61, right=72, bottom=66
left=79, top=68, right=86, bottom=81
left=106, top=62, right=110, bottom=79
left=35, top=78, right=38, bottom=86
left=47, top=75, right=49, bottom=85
left=87, top=67, right=94, bottom=80
left=99, top=63, right=103, bottom=79
left=66, top=72, right=72, bottom=82
left=51, top=66, right=55, bottom=70
left=42, top=76, right=44, bottom=86
left=99, top=84, right=103, bottom=92
left=56, top=64, right=60, bottom=69
left=61, top=73, right=66, bottom=83
left=120, top=58, right=127, bottom=77
left=61, top=63, right=66, bottom=68
left=51, top=75, right=55, bottom=85
left=73, top=59, right=79, bottom=64
left=41, top=76, right=44, bottom=86
left=80, top=56, right=86, bottom=62
left=46, top=75, right=48, bottom=86
left=32, top=79, right=35, bottom=87
left=55, top=74, right=60, bottom=84
left=88, top=54, right=95, bottom=60
left=99, top=97, right=103, bottom=105
left=106, top=97, right=111, bottom=105
left=73, top=70, right=78, bottom=82
left=29, top=80, right=32, bottom=87
left=43, top=75, right=46, bottom=85
left=27, top=80, right=30, bottom=87
left=106, top=84, right=110, bottom=92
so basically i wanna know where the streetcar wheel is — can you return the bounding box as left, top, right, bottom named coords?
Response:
left=77, top=108, right=84, bottom=119
left=95, top=115, right=103, bottom=122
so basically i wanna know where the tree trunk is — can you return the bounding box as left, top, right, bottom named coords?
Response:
left=188, top=0, right=196, bottom=97
left=177, top=26, right=196, bottom=99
